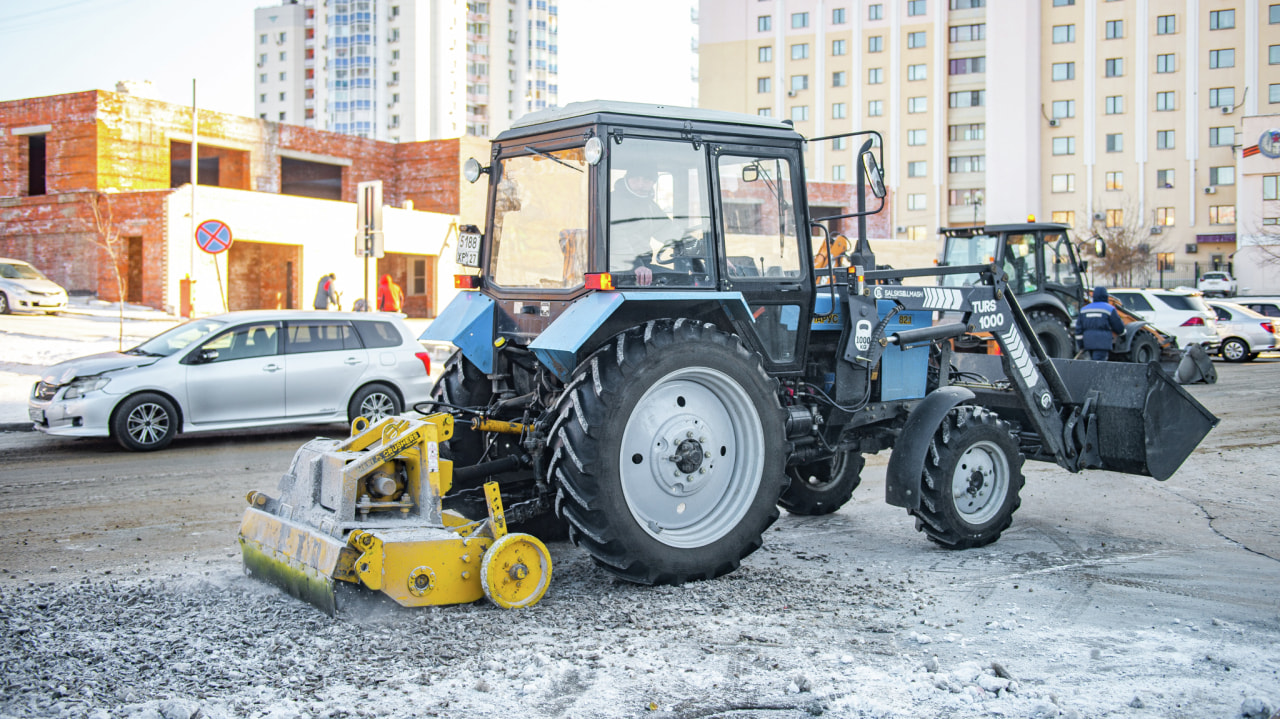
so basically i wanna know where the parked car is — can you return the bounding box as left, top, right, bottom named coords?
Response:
left=1207, top=300, right=1280, bottom=362
left=1196, top=271, right=1237, bottom=298
left=1237, top=297, right=1280, bottom=319
left=28, top=311, right=434, bottom=451
left=0, top=257, right=68, bottom=314
left=1107, top=288, right=1219, bottom=352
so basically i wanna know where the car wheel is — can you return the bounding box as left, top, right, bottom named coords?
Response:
left=112, top=393, right=178, bottom=451
left=348, top=383, right=401, bottom=423
left=1220, top=338, right=1249, bottom=363
left=0, top=292, right=9, bottom=315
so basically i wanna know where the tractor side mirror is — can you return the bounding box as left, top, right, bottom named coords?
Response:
left=742, top=164, right=760, bottom=183
left=1091, top=236, right=1107, bottom=258
left=860, top=151, right=886, bottom=199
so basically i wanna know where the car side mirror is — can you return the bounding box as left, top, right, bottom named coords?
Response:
left=196, top=349, right=219, bottom=363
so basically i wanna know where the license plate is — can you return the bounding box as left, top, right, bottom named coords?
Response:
left=456, top=231, right=482, bottom=268
left=28, top=408, right=44, bottom=423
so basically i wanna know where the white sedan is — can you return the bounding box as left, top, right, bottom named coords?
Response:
left=1208, top=300, right=1280, bottom=362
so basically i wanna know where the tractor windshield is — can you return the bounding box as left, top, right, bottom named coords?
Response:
left=941, top=234, right=1000, bottom=287
left=488, top=146, right=590, bottom=290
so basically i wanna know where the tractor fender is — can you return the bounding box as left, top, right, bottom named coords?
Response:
left=528, top=291, right=754, bottom=381
left=419, top=291, right=498, bottom=373
left=884, top=386, right=976, bottom=510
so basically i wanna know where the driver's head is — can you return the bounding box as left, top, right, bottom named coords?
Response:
left=624, top=162, right=659, bottom=197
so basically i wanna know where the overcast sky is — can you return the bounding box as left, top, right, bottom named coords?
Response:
left=0, top=0, right=696, bottom=120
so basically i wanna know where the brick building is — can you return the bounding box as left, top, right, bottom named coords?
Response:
left=0, top=89, right=486, bottom=317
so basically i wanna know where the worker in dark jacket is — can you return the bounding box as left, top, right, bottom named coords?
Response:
left=1076, top=286, right=1126, bottom=361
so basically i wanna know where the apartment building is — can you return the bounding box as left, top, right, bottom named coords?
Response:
left=699, top=0, right=1280, bottom=282
left=254, top=0, right=559, bottom=142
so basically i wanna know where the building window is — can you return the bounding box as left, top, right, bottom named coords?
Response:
left=907, top=161, right=927, bottom=177
left=758, top=108, right=773, bottom=117
left=791, top=12, right=809, bottom=28
left=1052, top=137, right=1076, bottom=155
left=1272, top=84, right=1280, bottom=103
left=833, top=71, right=847, bottom=87
left=906, top=226, right=928, bottom=241
left=907, top=193, right=927, bottom=210
left=1273, top=4, right=1280, bottom=22
left=1104, top=209, right=1123, bottom=227
left=868, top=36, right=883, bottom=52
left=1052, top=210, right=1075, bottom=225
left=908, top=129, right=927, bottom=145
left=279, top=51, right=286, bottom=61
left=1156, top=91, right=1176, bottom=111
left=869, top=67, right=884, bottom=84
left=791, top=43, right=809, bottom=60
left=908, top=96, right=927, bottom=113
left=279, top=91, right=286, bottom=101
left=260, top=73, right=267, bottom=83
left=1208, top=206, right=1235, bottom=225
left=1105, top=133, right=1123, bottom=152
left=908, top=64, right=927, bottom=81
left=259, top=93, right=266, bottom=103
left=832, top=102, right=847, bottom=119
left=758, top=15, right=771, bottom=31
left=948, top=123, right=984, bottom=141
left=1054, top=0, right=1074, bottom=5
left=1209, top=87, right=1235, bottom=108
left=1209, top=49, right=1235, bottom=69
left=951, top=0, right=986, bottom=7
left=869, top=4, right=883, bottom=20
left=833, top=7, right=847, bottom=23
left=949, top=57, right=985, bottom=75
left=1156, top=207, right=1175, bottom=226
left=949, top=155, right=985, bottom=173
left=868, top=100, right=883, bottom=116
left=1271, top=45, right=1280, bottom=64
left=832, top=165, right=846, bottom=181
left=1209, top=166, right=1235, bottom=186
left=1157, top=169, right=1174, bottom=188
left=1156, top=15, right=1176, bottom=34
left=948, top=188, right=983, bottom=205
left=1263, top=175, right=1278, bottom=200
left=832, top=137, right=847, bottom=150
left=279, top=112, right=287, bottom=121
left=908, top=0, right=927, bottom=15
left=790, top=75, right=808, bottom=92
left=791, top=105, right=809, bottom=122
left=832, top=39, right=847, bottom=56
left=948, top=90, right=984, bottom=108
left=260, top=33, right=268, bottom=45
left=907, top=31, right=927, bottom=48
left=1156, top=130, right=1175, bottom=149
left=1051, top=174, right=1075, bottom=193
left=1052, top=100, right=1075, bottom=118
left=758, top=77, right=771, bottom=93
left=759, top=46, right=773, bottom=62
left=1052, top=24, right=1075, bottom=43
left=1156, top=54, right=1176, bottom=73
left=1105, top=19, right=1123, bottom=39
left=1105, top=58, right=1124, bottom=77
left=1209, top=127, right=1233, bottom=146
left=949, top=24, right=985, bottom=42
left=1209, top=9, right=1234, bottom=29
left=1105, top=95, right=1124, bottom=114
left=1052, top=62, right=1075, bottom=81
left=1105, top=171, right=1124, bottom=191
left=279, top=71, right=287, bottom=81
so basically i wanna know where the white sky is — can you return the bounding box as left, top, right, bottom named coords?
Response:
left=0, top=0, right=697, bottom=121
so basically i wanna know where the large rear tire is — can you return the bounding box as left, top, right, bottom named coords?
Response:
left=1027, top=310, right=1074, bottom=360
left=911, top=406, right=1024, bottom=549
left=779, top=450, right=865, bottom=516
left=1126, top=332, right=1160, bottom=364
left=550, top=319, right=787, bottom=584
left=429, top=351, right=490, bottom=466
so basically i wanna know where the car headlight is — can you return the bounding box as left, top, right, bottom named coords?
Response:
left=63, top=376, right=110, bottom=399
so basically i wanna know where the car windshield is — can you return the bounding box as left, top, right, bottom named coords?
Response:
left=130, top=319, right=226, bottom=357
left=1203, top=273, right=1228, bottom=281
left=0, top=262, right=47, bottom=280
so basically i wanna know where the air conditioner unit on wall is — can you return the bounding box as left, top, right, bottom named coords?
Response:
left=1186, top=243, right=1198, bottom=254
left=1150, top=226, right=1163, bottom=234
left=1048, top=119, right=1059, bottom=127
left=1220, top=106, right=1233, bottom=115
left=1093, top=212, right=1105, bottom=221
left=895, top=226, right=907, bottom=233
left=1205, top=186, right=1217, bottom=194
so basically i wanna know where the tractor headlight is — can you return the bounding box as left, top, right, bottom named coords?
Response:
left=584, top=136, right=603, bottom=165
left=63, top=376, right=110, bottom=399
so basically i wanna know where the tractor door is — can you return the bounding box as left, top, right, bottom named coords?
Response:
left=711, top=147, right=812, bottom=372
left=1037, top=229, right=1087, bottom=317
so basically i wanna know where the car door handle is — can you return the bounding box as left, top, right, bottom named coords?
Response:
left=344, top=357, right=363, bottom=365
left=263, top=363, right=282, bottom=373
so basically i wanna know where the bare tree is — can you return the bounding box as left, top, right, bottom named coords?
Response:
left=86, top=191, right=128, bottom=350
left=1075, top=194, right=1162, bottom=287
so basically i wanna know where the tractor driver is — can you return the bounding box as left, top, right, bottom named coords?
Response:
left=609, top=160, right=679, bottom=287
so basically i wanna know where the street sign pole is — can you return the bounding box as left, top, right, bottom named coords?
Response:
left=356, top=180, right=383, bottom=311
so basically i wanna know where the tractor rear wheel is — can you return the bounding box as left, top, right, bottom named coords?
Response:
left=911, top=406, right=1024, bottom=549
left=550, top=319, right=787, bottom=584
left=430, top=351, right=489, bottom=467
left=779, top=450, right=865, bottom=516
left=1028, top=310, right=1074, bottom=359
left=1126, top=332, right=1160, bottom=364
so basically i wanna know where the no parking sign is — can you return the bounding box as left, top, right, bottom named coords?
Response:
left=195, top=219, right=233, bottom=254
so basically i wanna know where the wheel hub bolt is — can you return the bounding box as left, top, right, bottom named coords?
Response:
left=509, top=563, right=528, bottom=580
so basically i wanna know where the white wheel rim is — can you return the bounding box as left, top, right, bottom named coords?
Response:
left=1223, top=340, right=1245, bottom=361
left=950, top=439, right=1009, bottom=525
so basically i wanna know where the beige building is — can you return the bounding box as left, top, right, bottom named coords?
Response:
left=699, top=0, right=1280, bottom=284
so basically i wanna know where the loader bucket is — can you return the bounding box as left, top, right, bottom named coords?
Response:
left=1054, top=359, right=1218, bottom=480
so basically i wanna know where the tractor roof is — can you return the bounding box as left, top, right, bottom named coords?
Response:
left=498, top=100, right=802, bottom=142
left=940, top=223, right=1072, bottom=237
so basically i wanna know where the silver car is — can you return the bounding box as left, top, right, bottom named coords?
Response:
left=28, top=311, right=435, bottom=450
left=0, top=257, right=68, bottom=314
left=1208, top=300, right=1280, bottom=363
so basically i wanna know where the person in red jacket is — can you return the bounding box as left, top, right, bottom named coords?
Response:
left=377, top=273, right=404, bottom=312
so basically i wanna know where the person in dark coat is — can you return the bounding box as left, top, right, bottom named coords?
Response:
left=1076, top=286, right=1125, bottom=361
left=313, top=273, right=339, bottom=310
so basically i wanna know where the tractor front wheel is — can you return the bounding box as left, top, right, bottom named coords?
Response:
left=550, top=319, right=787, bottom=584
left=911, top=406, right=1025, bottom=549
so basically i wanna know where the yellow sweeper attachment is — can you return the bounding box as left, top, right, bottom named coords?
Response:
left=237, top=413, right=552, bottom=614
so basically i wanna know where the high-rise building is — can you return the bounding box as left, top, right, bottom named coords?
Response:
left=699, top=0, right=1280, bottom=280
left=254, top=0, right=559, bottom=142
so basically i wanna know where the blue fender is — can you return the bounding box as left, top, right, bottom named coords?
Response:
left=884, top=386, right=976, bottom=510
left=419, top=292, right=497, bottom=373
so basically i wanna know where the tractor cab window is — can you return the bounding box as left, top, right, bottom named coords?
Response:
left=717, top=155, right=802, bottom=279
left=608, top=139, right=712, bottom=288
left=940, top=234, right=999, bottom=287
left=488, top=146, right=590, bottom=290
left=1043, top=232, right=1081, bottom=288
left=1003, top=234, right=1040, bottom=294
